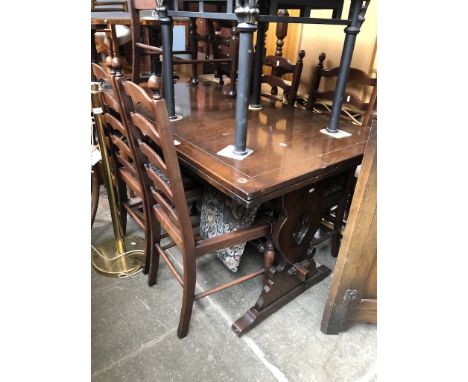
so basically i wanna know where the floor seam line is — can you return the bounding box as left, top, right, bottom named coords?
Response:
left=92, top=327, right=176, bottom=378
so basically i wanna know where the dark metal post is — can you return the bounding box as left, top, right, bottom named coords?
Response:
left=233, top=0, right=259, bottom=155
left=249, top=21, right=267, bottom=110
left=156, top=0, right=177, bottom=119
left=327, top=0, right=368, bottom=133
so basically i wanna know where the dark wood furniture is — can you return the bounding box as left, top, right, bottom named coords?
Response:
left=159, top=0, right=370, bottom=154
left=321, top=122, right=377, bottom=334
left=307, top=52, right=377, bottom=128
left=166, top=81, right=369, bottom=335
left=92, top=63, right=154, bottom=271
left=128, top=1, right=237, bottom=91
left=258, top=49, right=305, bottom=107
left=91, top=10, right=156, bottom=74
left=114, top=78, right=275, bottom=338
left=92, top=62, right=202, bottom=272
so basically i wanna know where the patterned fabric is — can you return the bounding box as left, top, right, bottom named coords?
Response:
left=149, top=163, right=258, bottom=272
left=199, top=184, right=259, bottom=272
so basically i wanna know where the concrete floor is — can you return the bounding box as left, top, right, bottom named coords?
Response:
left=92, top=188, right=376, bottom=382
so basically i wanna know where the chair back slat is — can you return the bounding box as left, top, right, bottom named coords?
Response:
left=151, top=187, right=180, bottom=226
left=140, top=141, right=169, bottom=176
left=131, top=112, right=163, bottom=147
left=264, top=56, right=295, bottom=75
left=92, top=62, right=111, bottom=82
left=154, top=205, right=184, bottom=248
left=145, top=163, right=174, bottom=202
left=114, top=77, right=196, bottom=253
left=306, top=52, right=377, bottom=127
left=102, top=91, right=122, bottom=115
left=104, top=112, right=127, bottom=137
left=120, top=168, right=143, bottom=197
left=122, top=79, right=154, bottom=110
left=110, top=135, right=134, bottom=164
left=316, top=90, right=370, bottom=112
left=114, top=148, right=138, bottom=179
left=261, top=50, right=305, bottom=107
left=261, top=74, right=291, bottom=93
left=322, top=67, right=377, bottom=86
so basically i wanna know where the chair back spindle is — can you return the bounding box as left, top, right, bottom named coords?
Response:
left=306, top=52, right=377, bottom=127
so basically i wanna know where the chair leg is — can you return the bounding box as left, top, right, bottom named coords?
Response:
left=190, top=200, right=198, bottom=216
left=147, top=217, right=161, bottom=284
left=228, top=26, right=238, bottom=97
left=177, top=254, right=197, bottom=339
left=148, top=244, right=160, bottom=286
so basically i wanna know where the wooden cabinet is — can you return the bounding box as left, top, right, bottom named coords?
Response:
left=321, top=121, right=377, bottom=334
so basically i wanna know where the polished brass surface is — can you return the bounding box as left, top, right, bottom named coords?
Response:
left=91, top=82, right=145, bottom=277
left=92, top=236, right=146, bottom=277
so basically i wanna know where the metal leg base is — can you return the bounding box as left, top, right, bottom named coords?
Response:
left=248, top=104, right=263, bottom=111
left=92, top=236, right=146, bottom=278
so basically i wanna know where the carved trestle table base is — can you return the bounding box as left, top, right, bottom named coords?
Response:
left=169, top=82, right=368, bottom=334
left=233, top=169, right=356, bottom=335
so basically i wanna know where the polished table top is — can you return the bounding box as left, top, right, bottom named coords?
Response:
left=170, top=81, right=369, bottom=206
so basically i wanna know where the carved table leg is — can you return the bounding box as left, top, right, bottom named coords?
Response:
left=232, top=178, right=342, bottom=336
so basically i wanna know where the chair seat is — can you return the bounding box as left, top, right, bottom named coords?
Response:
left=95, top=25, right=132, bottom=47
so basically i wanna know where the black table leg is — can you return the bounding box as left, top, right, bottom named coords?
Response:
left=233, top=21, right=256, bottom=155
left=249, top=21, right=267, bottom=110
left=159, top=7, right=177, bottom=119
left=327, top=0, right=368, bottom=133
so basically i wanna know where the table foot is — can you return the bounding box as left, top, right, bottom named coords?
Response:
left=231, top=264, right=331, bottom=336
left=248, top=104, right=263, bottom=111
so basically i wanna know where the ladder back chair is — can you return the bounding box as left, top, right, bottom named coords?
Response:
left=260, top=50, right=305, bottom=107
left=306, top=52, right=377, bottom=128
left=128, top=0, right=165, bottom=84
left=129, top=0, right=237, bottom=93
left=92, top=1, right=132, bottom=72
left=128, top=0, right=202, bottom=85
left=115, top=78, right=276, bottom=339
left=93, top=62, right=201, bottom=271
left=92, top=62, right=155, bottom=273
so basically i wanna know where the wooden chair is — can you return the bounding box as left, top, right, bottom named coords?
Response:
left=92, top=62, right=201, bottom=272
left=128, top=0, right=165, bottom=84
left=92, top=1, right=132, bottom=70
left=129, top=0, right=237, bottom=93
left=114, top=77, right=276, bottom=339
left=260, top=50, right=305, bottom=107
left=306, top=52, right=377, bottom=128
left=92, top=62, right=154, bottom=272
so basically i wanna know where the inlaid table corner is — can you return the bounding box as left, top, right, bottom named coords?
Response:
left=170, top=82, right=370, bottom=335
